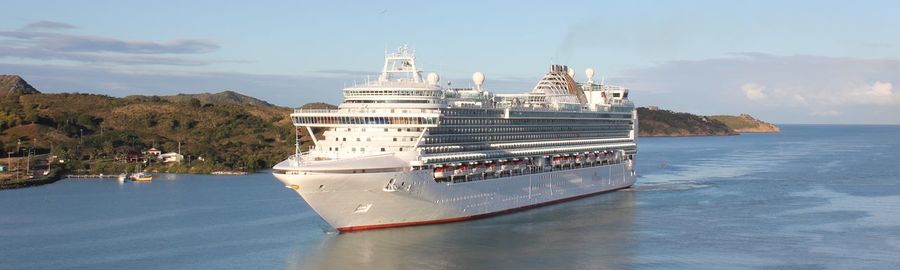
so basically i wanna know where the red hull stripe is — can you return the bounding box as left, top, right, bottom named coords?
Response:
left=337, top=186, right=631, bottom=232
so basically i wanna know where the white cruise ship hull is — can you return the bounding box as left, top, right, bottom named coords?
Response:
left=273, top=160, right=635, bottom=232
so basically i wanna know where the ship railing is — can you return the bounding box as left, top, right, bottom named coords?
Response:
left=499, top=104, right=632, bottom=113
left=293, top=108, right=441, bottom=114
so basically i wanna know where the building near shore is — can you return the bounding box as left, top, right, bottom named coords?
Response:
left=160, top=152, right=184, bottom=163
left=146, top=148, right=162, bottom=156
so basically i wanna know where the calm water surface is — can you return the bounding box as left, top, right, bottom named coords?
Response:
left=2, top=125, right=899, bottom=269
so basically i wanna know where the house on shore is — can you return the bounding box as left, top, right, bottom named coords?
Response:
left=160, top=152, right=184, bottom=163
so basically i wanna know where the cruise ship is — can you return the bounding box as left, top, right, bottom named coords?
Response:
left=273, top=46, right=637, bottom=232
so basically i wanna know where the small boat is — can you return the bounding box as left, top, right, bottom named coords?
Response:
left=117, top=173, right=128, bottom=182
left=130, top=172, right=153, bottom=182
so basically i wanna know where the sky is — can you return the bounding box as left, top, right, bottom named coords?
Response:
left=1, top=0, right=899, bottom=124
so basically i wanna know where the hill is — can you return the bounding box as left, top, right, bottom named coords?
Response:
left=126, top=90, right=274, bottom=107
left=1, top=75, right=40, bottom=98
left=707, top=114, right=780, bottom=133
left=1, top=77, right=299, bottom=173
left=637, top=107, right=736, bottom=136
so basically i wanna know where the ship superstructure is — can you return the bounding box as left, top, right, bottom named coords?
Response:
left=273, top=46, right=637, bottom=231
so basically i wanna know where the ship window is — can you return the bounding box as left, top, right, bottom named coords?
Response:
left=381, top=148, right=386, bottom=152
left=356, top=138, right=361, bottom=141
left=352, top=148, right=356, bottom=152
left=335, top=138, right=339, bottom=141
left=393, top=138, right=398, bottom=141
left=384, top=128, right=388, bottom=132
left=399, top=148, right=403, bottom=151
left=342, top=138, right=347, bottom=141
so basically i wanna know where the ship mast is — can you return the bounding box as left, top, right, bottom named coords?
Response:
left=378, top=45, right=422, bottom=83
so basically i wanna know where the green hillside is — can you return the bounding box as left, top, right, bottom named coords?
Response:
left=1, top=76, right=299, bottom=173
left=637, top=107, right=736, bottom=136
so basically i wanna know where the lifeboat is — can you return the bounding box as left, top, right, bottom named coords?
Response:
left=454, top=165, right=467, bottom=176
left=433, top=166, right=446, bottom=178
left=471, top=163, right=485, bottom=174
left=564, top=156, right=574, bottom=166
left=496, top=160, right=509, bottom=173
left=552, top=156, right=563, bottom=166
left=485, top=163, right=496, bottom=173
left=512, top=160, right=526, bottom=171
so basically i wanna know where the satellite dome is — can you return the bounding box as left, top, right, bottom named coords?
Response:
left=472, top=72, right=485, bottom=87
left=585, top=68, right=595, bottom=81
left=567, top=68, right=576, bottom=78
left=426, top=72, right=440, bottom=85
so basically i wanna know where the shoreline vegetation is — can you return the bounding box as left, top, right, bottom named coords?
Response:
left=2, top=75, right=295, bottom=189
left=1, top=74, right=777, bottom=189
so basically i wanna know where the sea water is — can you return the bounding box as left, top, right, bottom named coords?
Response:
left=2, top=125, right=899, bottom=269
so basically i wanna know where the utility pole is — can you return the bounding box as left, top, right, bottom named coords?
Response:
left=25, top=148, right=30, bottom=176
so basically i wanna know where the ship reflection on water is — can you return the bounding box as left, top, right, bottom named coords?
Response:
left=285, top=191, right=637, bottom=270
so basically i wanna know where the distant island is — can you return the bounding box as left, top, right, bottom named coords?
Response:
left=1, top=74, right=778, bottom=187
left=638, top=107, right=779, bottom=136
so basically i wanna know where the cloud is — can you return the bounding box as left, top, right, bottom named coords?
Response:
left=864, top=81, right=894, bottom=100
left=616, top=53, right=900, bottom=124
left=314, top=69, right=373, bottom=77
left=0, top=46, right=211, bottom=66
left=0, top=31, right=218, bottom=54
left=19, top=20, right=76, bottom=31
left=811, top=110, right=843, bottom=116
left=741, top=83, right=767, bottom=101
left=0, top=62, right=346, bottom=107
left=0, top=21, right=219, bottom=66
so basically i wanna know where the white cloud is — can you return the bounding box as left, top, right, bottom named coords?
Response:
left=741, top=83, right=768, bottom=101
left=857, top=81, right=895, bottom=104
left=811, top=110, right=843, bottom=116
left=618, top=53, right=900, bottom=124
left=0, top=21, right=220, bottom=66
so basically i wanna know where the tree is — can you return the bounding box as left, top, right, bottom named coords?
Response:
left=189, top=98, right=202, bottom=108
